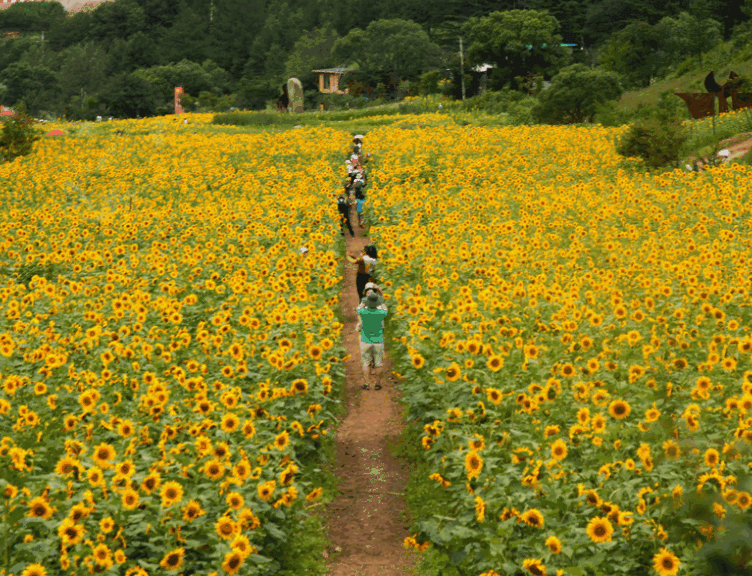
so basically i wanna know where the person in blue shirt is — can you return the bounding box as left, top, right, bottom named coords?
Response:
left=357, top=292, right=388, bottom=390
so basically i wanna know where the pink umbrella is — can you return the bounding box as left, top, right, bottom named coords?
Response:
left=0, top=110, right=13, bottom=117
left=46, top=129, right=66, bottom=136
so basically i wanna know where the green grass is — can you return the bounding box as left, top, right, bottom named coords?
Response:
left=618, top=41, right=752, bottom=112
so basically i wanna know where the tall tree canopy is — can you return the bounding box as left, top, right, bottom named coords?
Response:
left=332, top=19, right=442, bottom=84
left=463, top=10, right=568, bottom=90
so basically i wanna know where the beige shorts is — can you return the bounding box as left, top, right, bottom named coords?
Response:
left=359, top=340, right=384, bottom=369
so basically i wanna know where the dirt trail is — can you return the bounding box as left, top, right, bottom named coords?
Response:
left=325, top=217, right=415, bottom=576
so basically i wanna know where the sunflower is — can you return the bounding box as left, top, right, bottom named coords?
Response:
left=220, top=413, right=240, bottom=433
left=703, top=448, right=720, bottom=468
left=27, top=497, right=54, bottom=520
left=99, top=517, right=115, bottom=533
left=215, top=516, right=239, bottom=540
left=306, top=487, right=323, bottom=502
left=446, top=363, right=461, bottom=382
left=92, top=543, right=113, bottom=569
left=486, top=355, right=504, bottom=372
left=550, top=438, right=567, bottom=461
left=522, top=558, right=546, bottom=576
left=290, top=379, right=308, bottom=394
left=258, top=480, right=277, bottom=501
left=464, top=450, right=483, bottom=480
left=58, top=519, right=85, bottom=546
left=231, top=534, right=256, bottom=558
left=92, top=443, right=116, bottom=468
left=20, top=564, right=46, bottom=576
left=475, top=496, right=486, bottom=522
left=412, top=354, right=425, bottom=369
left=486, top=388, right=502, bottom=405
left=204, top=459, right=225, bottom=480
left=159, top=548, right=185, bottom=572
left=608, top=399, right=631, bottom=420
left=520, top=509, right=544, bottom=528
left=54, top=456, right=80, bottom=478
left=140, top=472, right=161, bottom=494
left=222, top=551, right=244, bottom=575
left=737, top=491, right=752, bottom=510
left=652, top=548, right=680, bottom=576
left=545, top=535, right=562, bottom=554
left=121, top=488, right=140, bottom=510
left=662, top=439, right=681, bottom=459
left=274, top=430, right=290, bottom=451
left=226, top=492, right=245, bottom=510
left=560, top=363, right=575, bottom=377
left=182, top=499, right=206, bottom=522
left=586, top=516, right=614, bottom=543
left=160, top=481, right=184, bottom=507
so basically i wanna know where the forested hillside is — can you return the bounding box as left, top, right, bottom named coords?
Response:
left=1, top=0, right=751, bottom=119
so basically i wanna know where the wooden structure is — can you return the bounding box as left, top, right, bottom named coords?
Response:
left=312, top=68, right=354, bottom=95
left=676, top=71, right=752, bottom=119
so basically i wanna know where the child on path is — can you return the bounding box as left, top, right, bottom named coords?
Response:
left=357, top=292, right=388, bottom=390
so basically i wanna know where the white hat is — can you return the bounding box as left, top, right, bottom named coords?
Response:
left=717, top=149, right=730, bottom=157
left=298, top=246, right=308, bottom=255
left=365, top=282, right=379, bottom=291
left=354, top=134, right=364, bottom=140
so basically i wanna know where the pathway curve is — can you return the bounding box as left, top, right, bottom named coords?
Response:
left=325, top=212, right=415, bottom=576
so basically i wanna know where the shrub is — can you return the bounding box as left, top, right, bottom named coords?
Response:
left=533, top=64, right=624, bottom=124
left=615, top=117, right=690, bottom=168
left=0, top=108, right=41, bottom=163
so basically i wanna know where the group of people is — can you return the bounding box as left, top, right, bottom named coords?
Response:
left=336, top=135, right=387, bottom=391
left=336, top=135, right=371, bottom=237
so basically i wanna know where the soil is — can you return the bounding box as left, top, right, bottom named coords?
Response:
left=686, top=132, right=752, bottom=168
left=324, top=216, right=415, bottom=576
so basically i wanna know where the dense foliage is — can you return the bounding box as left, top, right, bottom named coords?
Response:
left=0, top=0, right=751, bottom=119
left=0, top=115, right=349, bottom=576
left=361, top=116, right=752, bottom=576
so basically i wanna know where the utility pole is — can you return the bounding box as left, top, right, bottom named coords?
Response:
left=459, top=36, right=466, bottom=100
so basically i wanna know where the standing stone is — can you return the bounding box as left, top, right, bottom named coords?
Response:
left=287, top=78, right=304, bottom=113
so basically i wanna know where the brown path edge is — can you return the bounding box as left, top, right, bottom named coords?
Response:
left=323, top=215, right=416, bottom=576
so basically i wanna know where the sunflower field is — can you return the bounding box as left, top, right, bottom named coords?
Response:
left=0, top=115, right=350, bottom=576
left=364, top=121, right=752, bottom=576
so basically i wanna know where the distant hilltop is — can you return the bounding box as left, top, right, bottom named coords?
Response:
left=0, top=0, right=110, bottom=12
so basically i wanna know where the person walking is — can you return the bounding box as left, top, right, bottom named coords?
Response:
left=358, top=292, right=388, bottom=390
left=355, top=283, right=386, bottom=334
left=337, top=190, right=355, bottom=237
left=349, top=245, right=377, bottom=300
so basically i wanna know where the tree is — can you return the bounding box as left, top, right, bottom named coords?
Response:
left=0, top=61, right=59, bottom=116
left=463, top=10, right=569, bottom=91
left=284, top=27, right=340, bottom=91
left=656, top=12, right=721, bottom=68
left=598, top=21, right=663, bottom=88
left=208, top=0, right=267, bottom=78
left=583, top=0, right=665, bottom=46
left=132, top=59, right=216, bottom=104
left=533, top=63, right=623, bottom=123
left=86, top=0, right=147, bottom=46
left=99, top=71, right=160, bottom=117
left=57, top=41, right=110, bottom=103
left=332, top=18, right=442, bottom=88
left=158, top=6, right=210, bottom=65
left=0, top=108, right=41, bottom=163
left=0, top=1, right=66, bottom=33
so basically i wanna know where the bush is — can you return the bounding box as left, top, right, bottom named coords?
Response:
left=615, top=117, right=690, bottom=168
left=533, top=64, right=624, bottom=124
left=0, top=107, right=41, bottom=163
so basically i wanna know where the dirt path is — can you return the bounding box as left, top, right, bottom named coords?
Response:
left=325, top=216, right=415, bottom=576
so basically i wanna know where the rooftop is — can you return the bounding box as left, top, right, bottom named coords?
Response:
left=311, top=68, right=355, bottom=74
